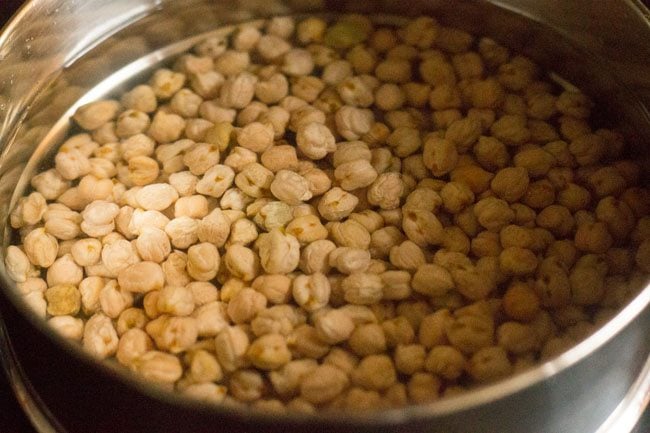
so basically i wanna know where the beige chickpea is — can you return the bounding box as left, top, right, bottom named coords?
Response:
left=312, top=308, right=354, bottom=344
left=269, top=170, right=313, bottom=205
left=234, top=163, right=274, bottom=198
left=224, top=288, right=265, bottom=325
left=502, top=281, right=541, bottom=322
left=48, top=315, right=84, bottom=341
left=348, top=323, right=387, bottom=357
left=147, top=111, right=186, bottom=144
left=127, top=209, right=169, bottom=236
left=300, top=364, right=349, bottom=404
left=287, top=324, right=330, bottom=359
left=78, top=276, right=104, bottom=315
left=378, top=270, right=411, bottom=301
left=292, top=273, right=331, bottom=312
left=250, top=274, right=292, bottom=305
left=318, top=187, right=359, bottom=221
left=286, top=215, right=328, bottom=245
left=533, top=256, right=571, bottom=309
left=394, top=344, right=426, bottom=375
left=116, top=306, right=149, bottom=336
left=341, top=273, right=383, bottom=305
left=268, top=359, right=318, bottom=400
left=381, top=315, right=415, bottom=349
left=295, top=122, right=336, bottom=160
left=569, top=255, right=608, bottom=305
left=299, top=239, right=337, bottom=275
left=223, top=244, right=260, bottom=282
left=596, top=196, right=635, bottom=242
left=115, top=108, right=150, bottom=138
left=16, top=277, right=47, bottom=297
left=135, top=228, right=171, bottom=263
left=568, top=133, right=606, bottom=166
left=171, top=195, right=207, bottom=220
left=498, top=225, right=534, bottom=250
left=55, top=147, right=92, bottom=181
left=389, top=240, right=425, bottom=271
left=164, top=217, right=198, bottom=249
left=443, top=117, right=481, bottom=153
left=220, top=189, right=253, bottom=212
left=499, top=247, right=538, bottom=276
left=260, top=146, right=298, bottom=173
left=121, top=84, right=157, bottom=113
left=336, top=76, right=374, bottom=107
left=218, top=72, right=257, bottom=109
left=445, top=312, right=494, bottom=354
left=424, top=345, right=465, bottom=380
left=422, top=136, right=458, bottom=177
left=400, top=208, right=443, bottom=247
left=328, top=247, right=370, bottom=275
left=367, top=173, right=404, bottom=210
left=257, top=229, right=300, bottom=274
left=375, top=58, right=411, bottom=83
left=410, top=263, right=453, bottom=297
left=73, top=100, right=120, bottom=131
left=470, top=231, right=501, bottom=258
left=214, top=50, right=250, bottom=76
left=195, top=165, right=235, bottom=199
left=513, top=148, right=555, bottom=178
left=473, top=197, right=515, bottom=232
left=146, top=315, right=198, bottom=354
left=246, top=333, right=292, bottom=371
left=83, top=313, right=119, bottom=359
left=534, top=205, right=573, bottom=238
left=557, top=183, right=591, bottom=212
left=490, top=167, right=529, bottom=203
left=168, top=88, right=202, bottom=118
left=385, top=127, right=420, bottom=158
left=574, top=222, right=613, bottom=254
left=227, top=218, right=258, bottom=246
left=497, top=322, right=540, bottom=355
left=334, top=159, right=378, bottom=191
left=120, top=133, right=155, bottom=161
left=125, top=156, right=159, bottom=186
left=351, top=354, right=396, bottom=391
left=189, top=301, right=228, bottom=338
left=407, top=372, right=441, bottom=403
left=153, top=285, right=195, bottom=317
left=117, top=326, right=152, bottom=363
left=98, top=280, right=133, bottom=318
left=467, top=346, right=513, bottom=382
left=335, top=106, right=375, bottom=141
left=22, top=228, right=58, bottom=268
left=328, top=220, right=370, bottom=250
left=46, top=253, right=83, bottom=287
left=131, top=350, right=183, bottom=384
left=187, top=242, right=220, bottom=281
left=31, top=169, right=70, bottom=201
left=489, top=114, right=530, bottom=146
left=556, top=91, right=592, bottom=118
left=250, top=304, right=303, bottom=337
left=135, top=183, right=179, bottom=212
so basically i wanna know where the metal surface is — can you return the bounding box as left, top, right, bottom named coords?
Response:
left=0, top=1, right=649, bottom=432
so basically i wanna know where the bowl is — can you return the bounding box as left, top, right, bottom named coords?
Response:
left=0, top=1, right=649, bottom=432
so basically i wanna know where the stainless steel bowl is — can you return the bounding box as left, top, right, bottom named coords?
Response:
left=0, top=1, right=649, bottom=432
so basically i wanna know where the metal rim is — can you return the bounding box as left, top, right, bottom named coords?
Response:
left=0, top=0, right=649, bottom=428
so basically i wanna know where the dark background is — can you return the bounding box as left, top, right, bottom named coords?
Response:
left=0, top=3, right=37, bottom=432
left=0, top=1, right=649, bottom=433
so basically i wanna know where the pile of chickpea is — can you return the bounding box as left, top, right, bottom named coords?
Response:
left=5, top=14, right=650, bottom=412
